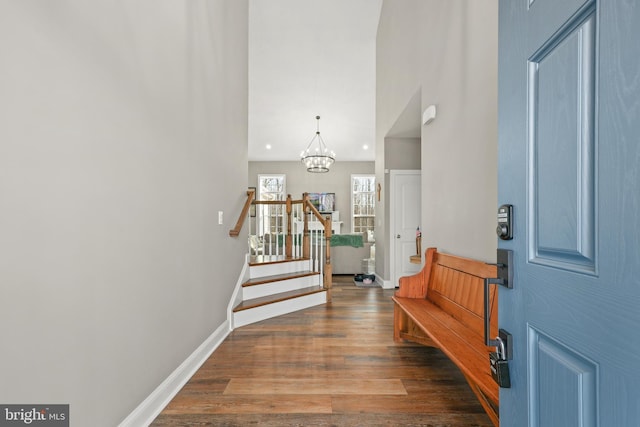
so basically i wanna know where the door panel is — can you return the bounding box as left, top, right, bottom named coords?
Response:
left=528, top=6, right=596, bottom=273
left=499, top=0, right=640, bottom=426
left=528, top=326, right=598, bottom=427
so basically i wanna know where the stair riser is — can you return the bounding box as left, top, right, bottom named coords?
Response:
left=249, top=260, right=312, bottom=278
left=233, top=291, right=327, bottom=328
left=243, top=276, right=320, bottom=300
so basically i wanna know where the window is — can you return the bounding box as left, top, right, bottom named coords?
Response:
left=351, top=175, right=375, bottom=234
left=258, top=174, right=286, bottom=235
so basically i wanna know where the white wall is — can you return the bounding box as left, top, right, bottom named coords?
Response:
left=385, top=138, right=421, bottom=171
left=0, top=1, right=248, bottom=426
left=249, top=161, right=374, bottom=233
left=377, top=0, right=498, bottom=265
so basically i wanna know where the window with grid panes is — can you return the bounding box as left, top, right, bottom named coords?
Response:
left=258, top=174, right=286, bottom=236
left=351, top=175, right=375, bottom=234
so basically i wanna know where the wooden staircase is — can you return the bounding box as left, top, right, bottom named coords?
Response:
left=232, top=256, right=328, bottom=328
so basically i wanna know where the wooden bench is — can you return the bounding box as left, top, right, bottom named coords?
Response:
left=393, top=247, right=499, bottom=426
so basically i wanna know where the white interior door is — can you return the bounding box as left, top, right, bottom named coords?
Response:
left=390, top=170, right=421, bottom=287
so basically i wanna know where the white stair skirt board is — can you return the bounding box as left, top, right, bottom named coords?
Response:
left=233, top=291, right=327, bottom=328
left=249, top=259, right=311, bottom=278
left=243, top=275, right=319, bottom=300
left=118, top=320, right=230, bottom=427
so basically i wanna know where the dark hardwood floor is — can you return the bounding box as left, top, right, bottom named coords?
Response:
left=151, top=276, right=493, bottom=426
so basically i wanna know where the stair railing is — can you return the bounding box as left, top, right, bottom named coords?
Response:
left=229, top=190, right=333, bottom=297
left=229, top=188, right=255, bottom=237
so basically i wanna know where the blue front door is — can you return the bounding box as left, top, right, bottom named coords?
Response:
left=498, top=0, right=640, bottom=425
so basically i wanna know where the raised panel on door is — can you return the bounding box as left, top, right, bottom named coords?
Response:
left=527, top=5, right=596, bottom=274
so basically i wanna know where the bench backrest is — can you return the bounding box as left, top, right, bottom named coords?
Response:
left=397, top=247, right=498, bottom=341
left=428, top=251, right=497, bottom=341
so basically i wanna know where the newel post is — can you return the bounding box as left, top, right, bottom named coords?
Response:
left=285, top=194, right=293, bottom=258
left=324, top=216, right=332, bottom=301
left=302, top=192, right=310, bottom=259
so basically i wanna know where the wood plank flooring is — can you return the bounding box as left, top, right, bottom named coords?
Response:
left=151, top=276, right=493, bottom=426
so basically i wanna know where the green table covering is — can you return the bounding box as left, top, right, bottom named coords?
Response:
left=275, top=233, right=363, bottom=248
left=330, top=233, right=363, bottom=248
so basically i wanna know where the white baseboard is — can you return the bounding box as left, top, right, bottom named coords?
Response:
left=376, top=274, right=395, bottom=289
left=118, top=321, right=230, bottom=427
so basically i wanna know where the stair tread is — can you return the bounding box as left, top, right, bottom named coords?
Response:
left=243, top=270, right=320, bottom=287
left=233, top=285, right=325, bottom=312
left=249, top=255, right=309, bottom=266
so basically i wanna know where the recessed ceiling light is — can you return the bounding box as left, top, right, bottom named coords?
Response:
left=363, top=145, right=369, bottom=150
left=266, top=144, right=272, bottom=150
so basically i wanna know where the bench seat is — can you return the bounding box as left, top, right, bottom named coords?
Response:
left=393, top=297, right=498, bottom=408
left=393, top=247, right=499, bottom=426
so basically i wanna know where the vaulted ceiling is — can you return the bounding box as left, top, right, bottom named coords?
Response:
left=248, top=0, right=383, bottom=162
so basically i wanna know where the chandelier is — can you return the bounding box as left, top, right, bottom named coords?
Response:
left=300, top=115, right=336, bottom=173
